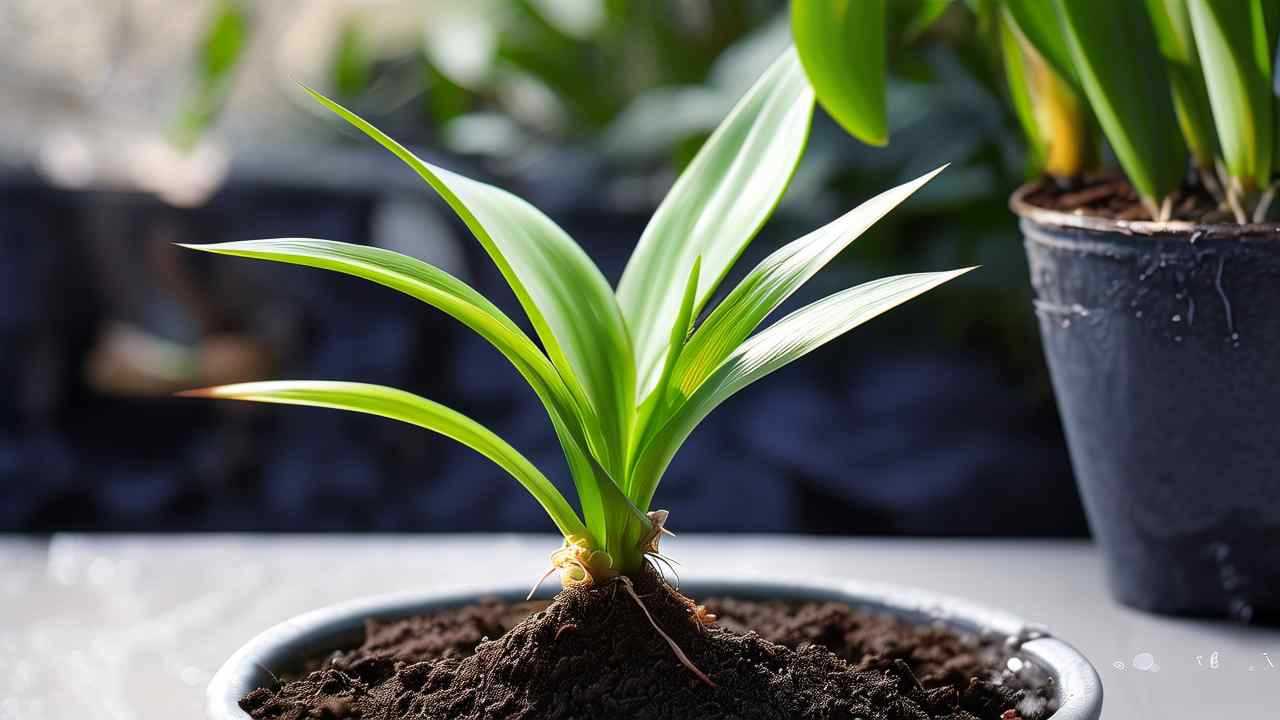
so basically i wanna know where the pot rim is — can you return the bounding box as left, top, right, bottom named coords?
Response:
left=207, top=575, right=1102, bottom=720
left=1010, top=182, right=1280, bottom=239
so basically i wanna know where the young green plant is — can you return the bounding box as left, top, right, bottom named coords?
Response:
left=181, top=48, right=970, bottom=586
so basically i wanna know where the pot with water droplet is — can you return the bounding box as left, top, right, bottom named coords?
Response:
left=1014, top=186, right=1280, bottom=622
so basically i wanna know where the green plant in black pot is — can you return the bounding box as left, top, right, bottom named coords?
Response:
left=792, top=0, right=1280, bottom=622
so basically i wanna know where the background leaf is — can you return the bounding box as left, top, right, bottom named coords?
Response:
left=616, top=49, right=813, bottom=400
left=1000, top=9, right=1092, bottom=178
left=791, top=0, right=888, bottom=145
left=1188, top=0, right=1273, bottom=189
left=903, top=0, right=954, bottom=42
left=169, top=0, right=250, bottom=149
left=1145, top=0, right=1219, bottom=168
left=1056, top=0, right=1187, bottom=206
left=999, top=9, right=1049, bottom=174
left=181, top=381, right=590, bottom=540
left=1003, top=0, right=1079, bottom=85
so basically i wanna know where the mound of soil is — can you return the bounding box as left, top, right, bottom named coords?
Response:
left=242, top=574, right=1055, bottom=720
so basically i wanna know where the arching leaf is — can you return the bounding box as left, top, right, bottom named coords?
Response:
left=305, top=88, right=635, bottom=477
left=616, top=49, right=814, bottom=401
left=629, top=268, right=972, bottom=510
left=181, top=381, right=591, bottom=540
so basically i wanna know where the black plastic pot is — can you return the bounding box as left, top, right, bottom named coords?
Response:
left=1014, top=187, right=1280, bottom=622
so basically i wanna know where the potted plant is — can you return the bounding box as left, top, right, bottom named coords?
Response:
left=192, top=50, right=1100, bottom=719
left=793, top=0, right=1280, bottom=622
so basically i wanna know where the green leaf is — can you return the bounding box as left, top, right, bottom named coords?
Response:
left=305, top=88, right=635, bottom=475
left=901, top=0, right=954, bottom=42
left=331, top=18, right=372, bottom=97
left=629, top=268, right=973, bottom=510
left=181, top=381, right=591, bottom=541
left=1188, top=0, right=1273, bottom=189
left=170, top=0, right=250, bottom=149
left=1146, top=0, right=1220, bottom=168
left=1004, top=0, right=1078, bottom=85
left=630, top=256, right=701, bottom=491
left=1000, top=9, right=1049, bottom=173
left=1268, top=2, right=1280, bottom=170
left=1001, top=8, right=1093, bottom=178
left=791, top=0, right=887, bottom=146
left=1056, top=0, right=1187, bottom=206
left=616, top=49, right=813, bottom=400
left=670, top=167, right=946, bottom=400
left=180, top=239, right=617, bottom=543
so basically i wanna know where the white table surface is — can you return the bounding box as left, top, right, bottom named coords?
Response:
left=1, top=534, right=1276, bottom=719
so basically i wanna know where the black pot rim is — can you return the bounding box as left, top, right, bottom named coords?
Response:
left=206, top=577, right=1103, bottom=720
left=1009, top=182, right=1280, bottom=239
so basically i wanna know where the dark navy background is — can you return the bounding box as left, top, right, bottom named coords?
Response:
left=0, top=162, right=1086, bottom=536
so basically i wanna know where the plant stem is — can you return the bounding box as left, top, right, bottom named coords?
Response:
left=1141, top=196, right=1161, bottom=221
left=1199, top=166, right=1226, bottom=206
left=1253, top=184, right=1277, bottom=223
left=1226, top=187, right=1248, bottom=224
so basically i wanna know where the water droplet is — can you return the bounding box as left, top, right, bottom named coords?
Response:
left=1172, top=314, right=1182, bottom=323
left=1060, top=318, right=1071, bottom=329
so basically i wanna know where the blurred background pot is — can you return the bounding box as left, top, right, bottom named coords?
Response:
left=1014, top=186, right=1280, bottom=622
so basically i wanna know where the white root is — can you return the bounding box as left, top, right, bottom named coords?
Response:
left=647, top=553, right=682, bottom=588
left=527, top=565, right=558, bottom=601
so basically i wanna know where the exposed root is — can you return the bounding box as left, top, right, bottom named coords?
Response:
left=526, top=566, right=558, bottom=601
left=646, top=553, right=681, bottom=588
left=617, top=576, right=717, bottom=688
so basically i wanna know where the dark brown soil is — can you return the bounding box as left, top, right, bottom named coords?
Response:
left=242, top=573, right=1055, bottom=720
left=1022, top=174, right=1232, bottom=223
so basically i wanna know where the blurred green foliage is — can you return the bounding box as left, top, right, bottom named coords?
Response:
left=170, top=0, right=250, bottom=150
